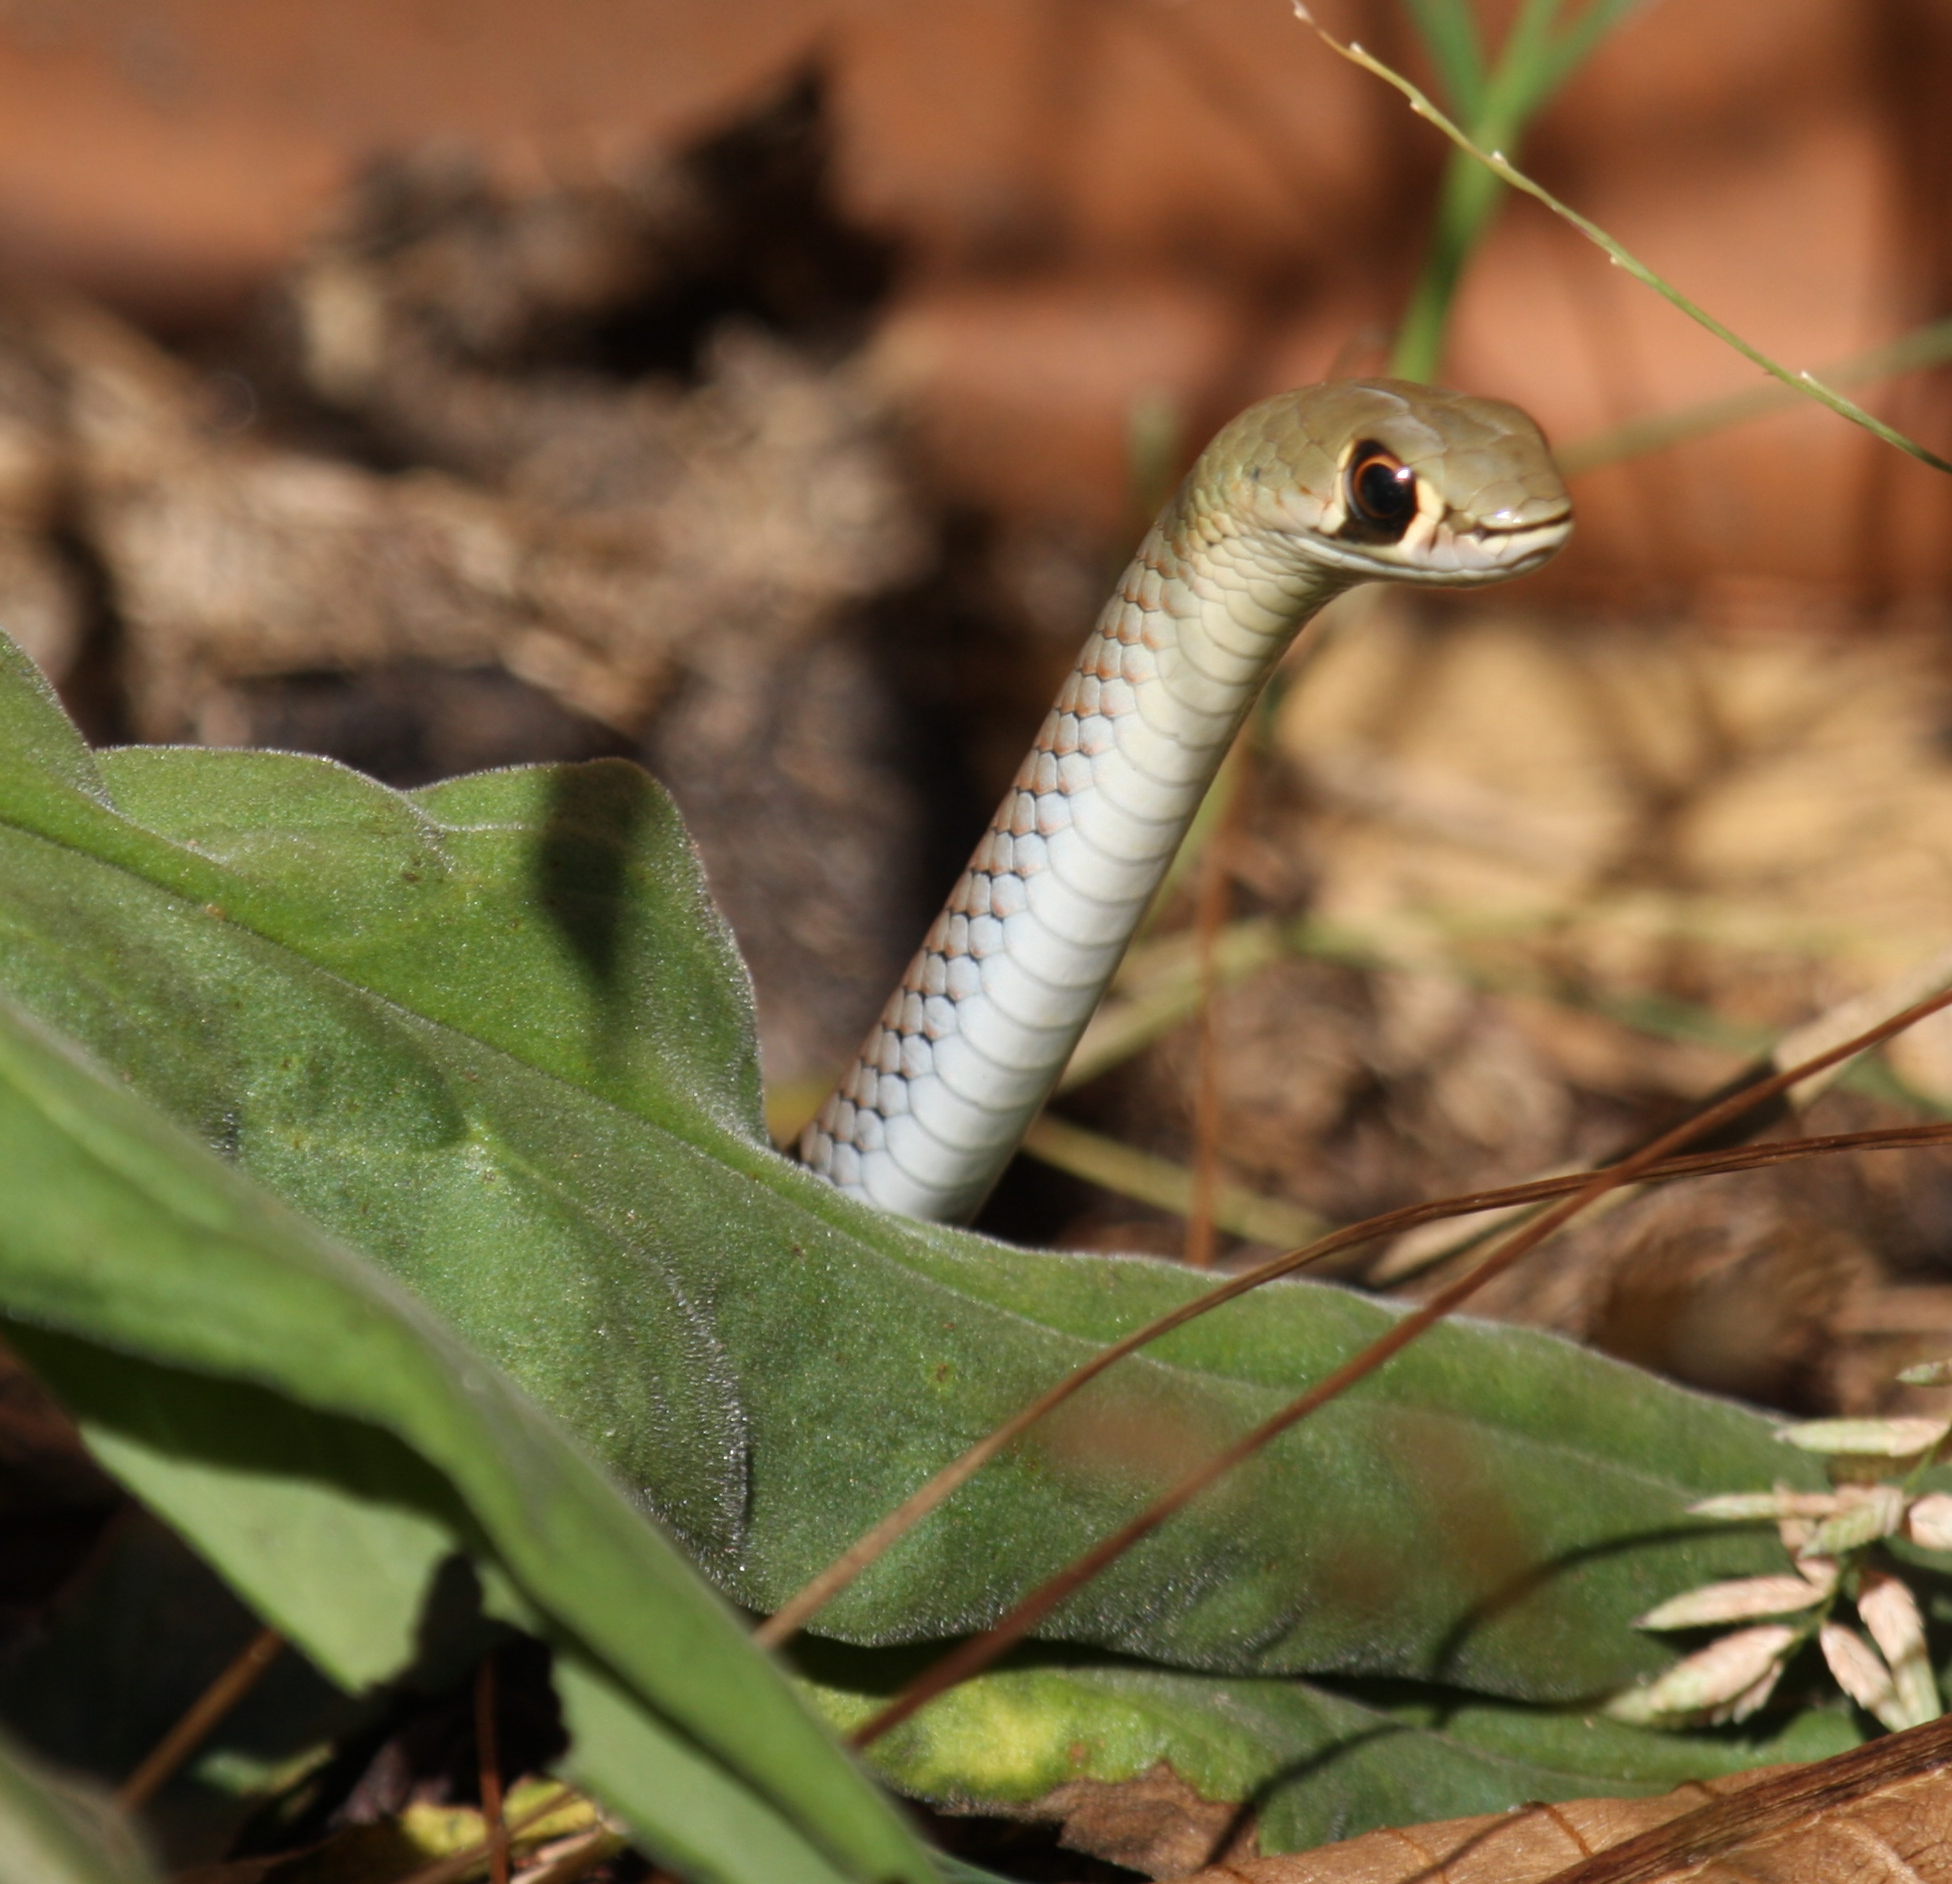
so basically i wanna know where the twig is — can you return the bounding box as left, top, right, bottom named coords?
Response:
left=116, top=1625, right=282, bottom=1812
left=475, top=1650, right=509, bottom=1884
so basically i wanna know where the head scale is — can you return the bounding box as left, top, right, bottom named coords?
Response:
left=1183, top=377, right=1573, bottom=587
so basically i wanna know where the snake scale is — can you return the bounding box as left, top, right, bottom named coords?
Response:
left=798, top=378, right=1573, bottom=1223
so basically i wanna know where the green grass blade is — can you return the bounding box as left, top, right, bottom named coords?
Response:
left=1390, top=0, right=1570, bottom=380
left=1530, top=0, right=1657, bottom=104
left=0, top=1001, right=937, bottom=1884
left=1316, top=18, right=1952, bottom=474
left=1391, top=143, right=1506, bottom=381
left=1405, top=0, right=1489, bottom=115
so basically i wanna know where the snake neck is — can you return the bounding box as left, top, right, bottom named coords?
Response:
left=796, top=500, right=1345, bottom=1222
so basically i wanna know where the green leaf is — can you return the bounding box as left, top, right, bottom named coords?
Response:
left=0, top=627, right=1825, bottom=1837
left=0, top=1728, right=160, bottom=1884
left=797, top=1645, right=1859, bottom=1853
left=18, top=1333, right=498, bottom=1694
left=0, top=1509, right=369, bottom=1861
left=0, top=998, right=934, bottom=1884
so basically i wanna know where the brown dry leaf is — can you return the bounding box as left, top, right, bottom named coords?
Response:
left=1079, top=600, right=1952, bottom=1410
left=1175, top=1712, right=1952, bottom=1882
left=1042, top=1763, right=1258, bottom=1880
left=33, top=286, right=920, bottom=746
left=1276, top=608, right=1952, bottom=989
left=0, top=91, right=940, bottom=1087
left=1473, top=1162, right=1885, bottom=1410
left=1113, top=609, right=1920, bottom=1097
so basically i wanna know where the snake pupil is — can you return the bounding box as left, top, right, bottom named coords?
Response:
left=1345, top=444, right=1418, bottom=539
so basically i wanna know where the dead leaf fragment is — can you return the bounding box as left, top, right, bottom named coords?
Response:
left=1175, top=1711, right=1952, bottom=1882
left=1040, top=1762, right=1256, bottom=1879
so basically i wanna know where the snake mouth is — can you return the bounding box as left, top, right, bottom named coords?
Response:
left=1466, top=509, right=1576, bottom=577
left=1309, top=506, right=1572, bottom=585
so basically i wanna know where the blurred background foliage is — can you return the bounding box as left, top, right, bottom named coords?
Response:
left=0, top=0, right=1944, bottom=1368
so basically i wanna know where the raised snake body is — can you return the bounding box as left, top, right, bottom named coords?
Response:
left=798, top=379, right=1573, bottom=1222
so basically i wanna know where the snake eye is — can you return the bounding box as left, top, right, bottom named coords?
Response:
left=1344, top=444, right=1418, bottom=539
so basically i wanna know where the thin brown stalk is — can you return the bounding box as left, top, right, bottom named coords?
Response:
left=849, top=985, right=1952, bottom=1748
left=755, top=1114, right=1952, bottom=1652
left=475, top=1650, right=509, bottom=1884
left=116, top=1625, right=282, bottom=1811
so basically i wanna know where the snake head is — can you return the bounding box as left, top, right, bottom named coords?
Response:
left=1193, top=377, right=1574, bottom=588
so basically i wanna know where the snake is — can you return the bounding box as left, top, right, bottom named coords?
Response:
left=797, top=378, right=1573, bottom=1223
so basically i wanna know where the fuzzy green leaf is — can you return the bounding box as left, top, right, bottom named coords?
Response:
left=0, top=628, right=1830, bottom=1841
left=797, top=1644, right=1857, bottom=1855
left=0, top=998, right=931, bottom=1884
left=0, top=1727, right=160, bottom=1884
